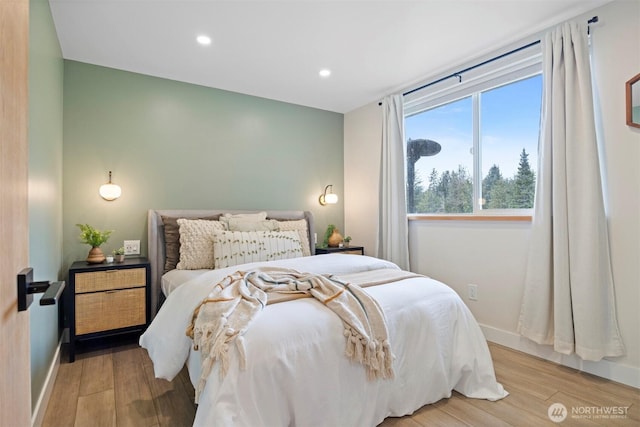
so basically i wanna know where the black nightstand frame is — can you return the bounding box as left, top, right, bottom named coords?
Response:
left=315, top=246, right=364, bottom=255
left=66, top=257, right=150, bottom=362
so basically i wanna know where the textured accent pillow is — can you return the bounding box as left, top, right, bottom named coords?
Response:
left=213, top=230, right=303, bottom=269
left=219, top=212, right=267, bottom=229
left=161, top=215, right=220, bottom=273
left=277, top=219, right=311, bottom=257
left=227, top=218, right=280, bottom=232
left=176, top=219, right=226, bottom=270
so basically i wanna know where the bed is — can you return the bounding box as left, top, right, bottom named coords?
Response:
left=140, top=209, right=507, bottom=426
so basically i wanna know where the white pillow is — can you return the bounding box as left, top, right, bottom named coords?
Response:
left=176, top=219, right=226, bottom=270
left=213, top=230, right=304, bottom=269
left=277, top=219, right=311, bottom=257
left=223, top=212, right=267, bottom=220
left=220, top=212, right=267, bottom=229
left=227, top=218, right=279, bottom=232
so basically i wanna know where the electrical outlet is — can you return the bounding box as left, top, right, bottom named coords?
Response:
left=468, top=284, right=478, bottom=301
left=124, top=240, right=140, bottom=255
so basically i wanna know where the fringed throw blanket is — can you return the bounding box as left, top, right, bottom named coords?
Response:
left=187, top=267, right=418, bottom=402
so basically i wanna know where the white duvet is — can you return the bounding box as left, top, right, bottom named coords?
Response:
left=140, top=254, right=507, bottom=427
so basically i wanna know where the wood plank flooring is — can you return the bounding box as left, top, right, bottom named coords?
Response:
left=42, top=339, right=639, bottom=426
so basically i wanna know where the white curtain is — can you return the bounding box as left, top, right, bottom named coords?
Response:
left=377, top=94, right=410, bottom=271
left=518, top=21, right=625, bottom=361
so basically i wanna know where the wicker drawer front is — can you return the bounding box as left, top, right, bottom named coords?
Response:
left=75, top=268, right=146, bottom=293
left=338, top=250, right=364, bottom=255
left=76, top=288, right=146, bottom=335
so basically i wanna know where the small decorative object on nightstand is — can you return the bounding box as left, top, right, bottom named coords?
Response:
left=316, top=245, right=364, bottom=256
left=66, top=257, right=150, bottom=362
left=113, top=246, right=125, bottom=262
left=76, top=223, right=113, bottom=264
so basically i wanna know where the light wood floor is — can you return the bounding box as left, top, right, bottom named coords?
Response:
left=43, top=339, right=639, bottom=427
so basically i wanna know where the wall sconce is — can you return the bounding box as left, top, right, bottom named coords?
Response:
left=319, top=184, right=338, bottom=206
left=99, top=171, right=122, bottom=201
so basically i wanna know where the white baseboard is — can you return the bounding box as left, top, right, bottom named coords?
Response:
left=31, top=338, right=62, bottom=427
left=480, top=324, right=640, bottom=389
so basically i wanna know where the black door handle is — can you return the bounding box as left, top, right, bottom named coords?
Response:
left=17, top=267, right=65, bottom=311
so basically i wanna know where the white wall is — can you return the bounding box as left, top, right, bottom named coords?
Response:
left=344, top=102, right=381, bottom=256
left=408, top=220, right=531, bottom=329
left=344, top=0, right=639, bottom=387
left=586, top=0, right=640, bottom=384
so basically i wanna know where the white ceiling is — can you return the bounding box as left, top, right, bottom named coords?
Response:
left=49, top=0, right=611, bottom=113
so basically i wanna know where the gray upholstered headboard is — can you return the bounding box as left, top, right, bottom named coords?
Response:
left=147, top=209, right=315, bottom=318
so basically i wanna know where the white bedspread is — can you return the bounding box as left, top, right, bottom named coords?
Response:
left=140, top=254, right=507, bottom=426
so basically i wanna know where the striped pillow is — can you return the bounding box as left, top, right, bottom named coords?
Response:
left=213, top=230, right=303, bottom=269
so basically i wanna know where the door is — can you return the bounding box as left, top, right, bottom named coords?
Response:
left=0, top=0, right=32, bottom=425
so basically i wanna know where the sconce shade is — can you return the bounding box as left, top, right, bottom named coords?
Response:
left=99, top=171, right=121, bottom=201
left=319, top=184, right=338, bottom=206
left=324, top=193, right=338, bottom=204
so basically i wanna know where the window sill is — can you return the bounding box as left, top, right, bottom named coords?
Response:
left=408, top=215, right=531, bottom=222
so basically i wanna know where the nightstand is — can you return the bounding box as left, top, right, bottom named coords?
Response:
left=66, top=257, right=150, bottom=362
left=315, top=245, right=364, bottom=255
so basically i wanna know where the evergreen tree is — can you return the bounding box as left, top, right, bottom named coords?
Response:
left=424, top=169, right=443, bottom=213
left=412, top=175, right=427, bottom=213
left=437, top=170, right=451, bottom=212
left=487, top=179, right=512, bottom=209
left=512, top=149, right=536, bottom=208
left=443, top=166, right=473, bottom=213
left=482, top=164, right=503, bottom=209
left=412, top=149, right=535, bottom=214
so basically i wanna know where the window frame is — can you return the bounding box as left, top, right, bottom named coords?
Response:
left=404, top=47, right=542, bottom=217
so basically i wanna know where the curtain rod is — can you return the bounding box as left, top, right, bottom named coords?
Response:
left=379, top=15, right=598, bottom=104
left=402, top=39, right=540, bottom=97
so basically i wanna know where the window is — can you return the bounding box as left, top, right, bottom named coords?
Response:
left=404, top=46, right=542, bottom=215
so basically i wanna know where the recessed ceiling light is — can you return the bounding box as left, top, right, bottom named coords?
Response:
left=319, top=69, right=331, bottom=78
left=197, top=35, right=212, bottom=45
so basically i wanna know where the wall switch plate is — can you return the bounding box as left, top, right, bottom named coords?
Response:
left=124, top=240, right=140, bottom=255
left=468, top=284, right=478, bottom=301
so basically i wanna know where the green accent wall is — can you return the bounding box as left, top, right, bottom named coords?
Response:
left=63, top=61, right=344, bottom=266
left=29, top=0, right=64, bottom=414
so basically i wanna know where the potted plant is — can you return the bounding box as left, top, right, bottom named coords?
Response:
left=113, top=247, right=125, bottom=263
left=323, top=224, right=343, bottom=248
left=343, top=236, right=352, bottom=247
left=76, top=223, right=112, bottom=264
left=322, top=224, right=335, bottom=248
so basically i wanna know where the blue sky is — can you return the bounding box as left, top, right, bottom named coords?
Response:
left=405, top=75, right=542, bottom=187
